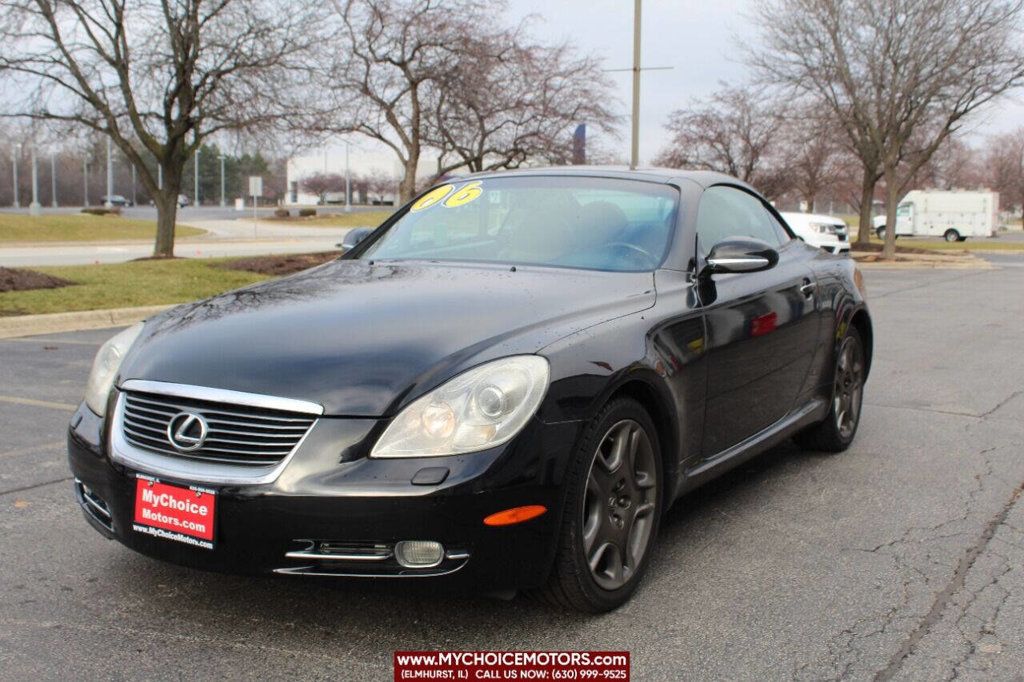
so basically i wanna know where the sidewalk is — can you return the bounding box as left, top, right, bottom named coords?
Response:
left=0, top=219, right=363, bottom=267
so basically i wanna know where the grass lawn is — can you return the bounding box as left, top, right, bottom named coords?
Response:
left=0, top=259, right=269, bottom=316
left=0, top=213, right=204, bottom=243
left=271, top=210, right=394, bottom=228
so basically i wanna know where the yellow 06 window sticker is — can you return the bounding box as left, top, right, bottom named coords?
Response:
left=410, top=181, right=484, bottom=212
left=443, top=181, right=483, bottom=208
left=410, top=184, right=455, bottom=212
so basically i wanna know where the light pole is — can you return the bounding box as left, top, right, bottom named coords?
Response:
left=105, top=138, right=113, bottom=207
left=83, top=155, right=89, bottom=207
left=11, top=144, right=20, bottom=208
left=345, top=140, right=352, bottom=213
left=131, top=163, right=136, bottom=206
left=219, top=153, right=226, bottom=207
left=29, top=146, right=41, bottom=216
left=194, top=148, right=200, bottom=206
left=51, top=151, right=58, bottom=208
left=630, top=0, right=642, bottom=170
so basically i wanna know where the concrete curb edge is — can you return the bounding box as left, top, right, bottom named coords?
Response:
left=0, top=305, right=171, bottom=340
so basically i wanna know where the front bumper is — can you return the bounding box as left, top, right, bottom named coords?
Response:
left=68, top=400, right=581, bottom=591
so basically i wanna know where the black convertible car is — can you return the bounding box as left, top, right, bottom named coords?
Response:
left=69, top=168, right=871, bottom=612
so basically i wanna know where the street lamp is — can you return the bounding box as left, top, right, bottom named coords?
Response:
left=345, top=140, right=352, bottom=213
left=11, top=143, right=20, bottom=209
left=219, top=153, right=226, bottom=207
left=194, top=148, right=200, bottom=206
left=51, top=150, right=58, bottom=208
left=29, top=146, right=41, bottom=216
left=105, top=138, right=113, bottom=207
left=83, top=154, right=89, bottom=207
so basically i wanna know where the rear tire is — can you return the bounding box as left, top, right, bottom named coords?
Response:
left=536, top=398, right=662, bottom=613
left=876, top=226, right=886, bottom=240
left=944, top=229, right=961, bottom=242
left=794, top=327, right=866, bottom=453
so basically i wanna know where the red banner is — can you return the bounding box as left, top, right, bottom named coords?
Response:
left=394, top=651, right=629, bottom=680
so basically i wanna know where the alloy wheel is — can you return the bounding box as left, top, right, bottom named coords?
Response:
left=582, top=419, right=658, bottom=591
left=834, top=337, right=865, bottom=440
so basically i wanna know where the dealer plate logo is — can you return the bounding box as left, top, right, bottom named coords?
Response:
left=166, top=412, right=209, bottom=452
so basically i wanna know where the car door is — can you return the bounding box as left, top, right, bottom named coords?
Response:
left=695, top=185, right=820, bottom=458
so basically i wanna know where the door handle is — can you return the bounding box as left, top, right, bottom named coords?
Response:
left=800, top=279, right=816, bottom=298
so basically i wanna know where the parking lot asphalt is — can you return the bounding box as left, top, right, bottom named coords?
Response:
left=2, top=262, right=1023, bottom=680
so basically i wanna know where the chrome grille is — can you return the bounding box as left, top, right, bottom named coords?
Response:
left=121, top=390, right=316, bottom=466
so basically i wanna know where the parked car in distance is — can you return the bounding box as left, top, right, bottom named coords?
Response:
left=780, top=212, right=851, bottom=254
left=873, top=190, right=998, bottom=242
left=69, top=168, right=872, bottom=613
left=101, top=194, right=133, bottom=207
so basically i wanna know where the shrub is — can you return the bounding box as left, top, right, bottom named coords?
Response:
left=299, top=208, right=317, bottom=217
left=274, top=208, right=290, bottom=218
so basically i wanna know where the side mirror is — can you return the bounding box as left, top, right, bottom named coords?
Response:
left=340, top=227, right=372, bottom=251
left=703, top=237, right=779, bottom=276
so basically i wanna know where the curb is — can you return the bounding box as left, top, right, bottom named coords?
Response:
left=0, top=305, right=171, bottom=340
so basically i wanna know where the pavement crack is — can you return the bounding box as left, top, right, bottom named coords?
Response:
left=872, top=481, right=1024, bottom=682
left=0, top=475, right=73, bottom=497
left=978, top=390, right=1022, bottom=419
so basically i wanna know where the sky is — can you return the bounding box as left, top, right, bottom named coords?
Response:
left=504, top=0, right=1024, bottom=165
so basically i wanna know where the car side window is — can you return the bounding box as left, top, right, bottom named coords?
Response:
left=763, top=207, right=793, bottom=244
left=696, top=186, right=782, bottom=251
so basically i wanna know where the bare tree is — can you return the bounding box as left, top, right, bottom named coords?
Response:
left=654, top=85, right=788, bottom=199
left=986, top=129, right=1024, bottom=219
left=429, top=35, right=618, bottom=173
left=363, top=168, right=396, bottom=204
left=326, top=0, right=492, bottom=203
left=752, top=0, right=1024, bottom=257
left=778, top=110, right=847, bottom=212
left=300, top=172, right=346, bottom=205
left=0, top=0, right=321, bottom=257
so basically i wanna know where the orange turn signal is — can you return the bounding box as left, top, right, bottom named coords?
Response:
left=483, top=505, right=547, bottom=527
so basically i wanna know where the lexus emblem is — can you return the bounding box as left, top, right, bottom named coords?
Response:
left=166, top=412, right=209, bottom=452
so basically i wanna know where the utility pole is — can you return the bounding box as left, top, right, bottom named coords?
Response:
left=50, top=151, right=58, bottom=207
left=194, top=148, right=200, bottom=206
left=630, top=0, right=642, bottom=170
left=345, top=141, right=352, bottom=213
left=83, top=155, right=89, bottom=207
left=11, top=144, right=20, bottom=208
left=29, top=146, right=41, bottom=216
left=105, top=138, right=113, bottom=206
left=604, top=1, right=670, bottom=170
left=131, top=163, right=137, bottom=206
left=219, top=154, right=226, bottom=207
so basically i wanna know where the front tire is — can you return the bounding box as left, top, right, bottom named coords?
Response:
left=944, top=229, right=961, bottom=242
left=538, top=398, right=662, bottom=612
left=794, top=327, right=866, bottom=453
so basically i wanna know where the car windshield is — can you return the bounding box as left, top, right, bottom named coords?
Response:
left=357, top=176, right=679, bottom=272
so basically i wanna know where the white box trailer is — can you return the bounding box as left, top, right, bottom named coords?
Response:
left=872, top=190, right=999, bottom=242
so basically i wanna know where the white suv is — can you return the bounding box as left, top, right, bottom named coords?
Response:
left=780, top=212, right=851, bottom=254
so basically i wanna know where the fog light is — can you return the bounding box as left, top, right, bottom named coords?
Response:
left=394, top=540, right=445, bottom=568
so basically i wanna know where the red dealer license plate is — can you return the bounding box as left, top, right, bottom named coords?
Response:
left=133, top=476, right=216, bottom=550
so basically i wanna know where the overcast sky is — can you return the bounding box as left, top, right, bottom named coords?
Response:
left=506, top=0, right=1024, bottom=164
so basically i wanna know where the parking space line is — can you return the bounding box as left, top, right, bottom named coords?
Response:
left=0, top=396, right=78, bottom=412
left=0, top=440, right=65, bottom=460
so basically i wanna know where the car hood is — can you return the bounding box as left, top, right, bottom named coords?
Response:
left=120, top=260, right=655, bottom=416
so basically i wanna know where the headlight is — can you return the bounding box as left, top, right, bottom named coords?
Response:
left=810, top=222, right=836, bottom=234
left=84, top=322, right=144, bottom=416
left=371, top=355, right=550, bottom=458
